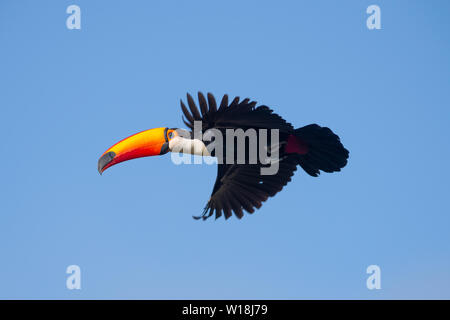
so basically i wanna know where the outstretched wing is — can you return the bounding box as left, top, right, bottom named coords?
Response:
left=196, top=157, right=299, bottom=220
left=180, top=92, right=297, bottom=220
left=180, top=92, right=294, bottom=134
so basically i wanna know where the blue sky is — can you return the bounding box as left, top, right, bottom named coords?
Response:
left=0, top=0, right=449, bottom=299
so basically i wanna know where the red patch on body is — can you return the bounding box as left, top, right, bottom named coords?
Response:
left=285, top=134, right=309, bottom=155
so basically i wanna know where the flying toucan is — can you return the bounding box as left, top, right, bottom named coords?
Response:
left=98, top=92, right=349, bottom=220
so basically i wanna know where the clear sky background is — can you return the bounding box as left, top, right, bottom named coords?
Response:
left=0, top=0, right=449, bottom=299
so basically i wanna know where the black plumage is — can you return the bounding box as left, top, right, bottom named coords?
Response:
left=181, top=92, right=349, bottom=220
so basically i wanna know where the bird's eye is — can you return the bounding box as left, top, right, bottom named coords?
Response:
left=168, top=131, right=174, bottom=139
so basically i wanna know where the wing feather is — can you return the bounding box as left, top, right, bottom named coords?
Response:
left=195, top=157, right=298, bottom=220
left=198, top=92, right=209, bottom=116
left=207, top=92, right=217, bottom=113
left=186, top=93, right=202, bottom=120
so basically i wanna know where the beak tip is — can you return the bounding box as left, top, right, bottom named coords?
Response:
left=97, top=151, right=116, bottom=175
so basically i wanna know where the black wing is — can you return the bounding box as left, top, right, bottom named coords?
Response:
left=180, top=92, right=294, bottom=135
left=196, top=157, right=299, bottom=220
left=180, top=92, right=298, bottom=220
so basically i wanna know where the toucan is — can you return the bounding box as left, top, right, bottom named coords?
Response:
left=98, top=92, right=349, bottom=220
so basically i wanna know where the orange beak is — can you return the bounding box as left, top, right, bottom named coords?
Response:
left=98, top=127, right=170, bottom=174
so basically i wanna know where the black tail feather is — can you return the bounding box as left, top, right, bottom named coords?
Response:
left=294, top=124, right=349, bottom=177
